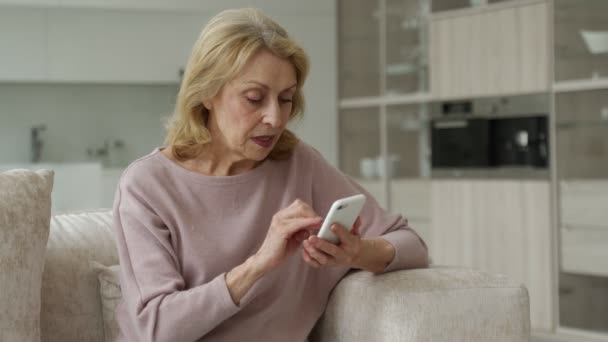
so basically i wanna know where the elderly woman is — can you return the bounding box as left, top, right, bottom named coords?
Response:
left=113, top=7, right=428, bottom=342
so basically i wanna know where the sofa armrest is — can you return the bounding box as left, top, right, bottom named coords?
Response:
left=310, top=266, right=530, bottom=342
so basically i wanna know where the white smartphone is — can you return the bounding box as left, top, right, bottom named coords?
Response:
left=317, top=194, right=366, bottom=244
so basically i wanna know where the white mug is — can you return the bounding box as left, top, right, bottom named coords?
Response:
left=376, top=154, right=401, bottom=178
left=359, top=158, right=378, bottom=179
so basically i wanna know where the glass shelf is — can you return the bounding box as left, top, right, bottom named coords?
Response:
left=387, top=103, right=430, bottom=178
left=431, top=0, right=474, bottom=13
left=554, top=0, right=608, bottom=82
left=338, top=107, right=381, bottom=179
left=556, top=88, right=608, bottom=334
left=556, top=121, right=608, bottom=129
left=338, top=0, right=381, bottom=98
left=385, top=0, right=429, bottom=95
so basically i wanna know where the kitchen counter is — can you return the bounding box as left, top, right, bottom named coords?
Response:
left=0, top=162, right=103, bottom=213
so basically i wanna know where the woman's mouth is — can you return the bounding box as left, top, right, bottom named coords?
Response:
left=251, top=135, right=275, bottom=148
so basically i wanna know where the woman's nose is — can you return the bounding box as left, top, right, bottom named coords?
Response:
left=263, top=100, right=284, bottom=128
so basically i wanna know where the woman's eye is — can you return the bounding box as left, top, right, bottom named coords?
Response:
left=247, top=97, right=262, bottom=103
left=280, top=98, right=293, bottom=104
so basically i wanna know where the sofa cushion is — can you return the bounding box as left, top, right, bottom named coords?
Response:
left=41, top=210, right=117, bottom=342
left=0, top=169, right=54, bottom=342
left=90, top=262, right=121, bottom=342
left=312, top=266, right=530, bottom=341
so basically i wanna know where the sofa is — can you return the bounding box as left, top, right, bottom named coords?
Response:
left=0, top=169, right=531, bottom=342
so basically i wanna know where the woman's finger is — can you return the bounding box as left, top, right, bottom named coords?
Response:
left=309, top=236, right=340, bottom=258
left=295, top=230, right=310, bottom=243
left=282, top=199, right=319, bottom=220
left=302, top=245, right=321, bottom=268
left=331, top=224, right=355, bottom=245
left=352, top=217, right=362, bottom=236
left=285, top=217, right=323, bottom=236
left=305, top=241, right=332, bottom=265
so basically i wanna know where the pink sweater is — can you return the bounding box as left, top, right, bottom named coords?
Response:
left=112, top=141, right=428, bottom=342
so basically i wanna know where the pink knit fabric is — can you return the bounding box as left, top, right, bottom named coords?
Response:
left=112, top=141, right=428, bottom=342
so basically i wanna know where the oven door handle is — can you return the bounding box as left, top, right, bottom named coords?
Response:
left=433, top=120, right=469, bottom=129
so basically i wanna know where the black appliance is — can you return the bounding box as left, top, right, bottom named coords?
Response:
left=431, top=118, right=490, bottom=168
left=490, top=116, right=548, bottom=168
left=431, top=115, right=549, bottom=169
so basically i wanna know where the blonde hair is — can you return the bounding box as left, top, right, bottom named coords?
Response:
left=164, top=8, right=309, bottom=161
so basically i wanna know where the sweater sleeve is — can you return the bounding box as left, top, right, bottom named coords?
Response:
left=112, top=178, right=242, bottom=342
left=307, top=145, right=429, bottom=272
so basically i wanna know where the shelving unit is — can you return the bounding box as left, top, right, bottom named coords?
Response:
left=338, top=0, right=608, bottom=339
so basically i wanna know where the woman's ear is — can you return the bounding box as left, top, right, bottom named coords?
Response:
left=202, top=99, right=213, bottom=111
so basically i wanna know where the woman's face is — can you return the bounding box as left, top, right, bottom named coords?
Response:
left=205, top=49, right=298, bottom=163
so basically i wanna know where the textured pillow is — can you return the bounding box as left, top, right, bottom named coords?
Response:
left=0, top=169, right=54, bottom=342
left=41, top=209, right=117, bottom=342
left=90, top=262, right=122, bottom=342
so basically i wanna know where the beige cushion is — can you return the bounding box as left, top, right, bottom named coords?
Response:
left=312, top=266, right=530, bottom=342
left=90, top=262, right=121, bottom=342
left=41, top=210, right=117, bottom=342
left=0, top=169, right=54, bottom=342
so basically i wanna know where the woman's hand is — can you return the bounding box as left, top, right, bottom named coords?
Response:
left=302, top=217, right=363, bottom=268
left=253, top=199, right=323, bottom=273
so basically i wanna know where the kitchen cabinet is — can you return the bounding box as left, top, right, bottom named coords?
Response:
left=338, top=0, right=380, bottom=98
left=385, top=0, right=429, bottom=95
left=46, top=9, right=204, bottom=83
left=0, top=7, right=204, bottom=83
left=391, top=179, right=430, bottom=241
left=339, top=0, right=429, bottom=99
left=0, top=7, right=48, bottom=81
left=0, top=0, right=335, bottom=14
left=430, top=1, right=550, bottom=99
left=519, top=1, right=549, bottom=93
left=555, top=86, right=608, bottom=333
left=429, top=179, right=553, bottom=332
left=339, top=106, right=387, bottom=207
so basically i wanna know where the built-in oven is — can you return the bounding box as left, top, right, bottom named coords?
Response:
left=430, top=97, right=549, bottom=170
left=431, top=118, right=490, bottom=168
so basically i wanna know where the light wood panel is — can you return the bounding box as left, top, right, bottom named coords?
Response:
left=429, top=1, right=551, bottom=99
left=429, top=180, right=553, bottom=332
left=560, top=180, right=608, bottom=277
left=494, top=6, right=519, bottom=94
left=519, top=1, right=550, bottom=93
left=391, top=179, right=431, bottom=243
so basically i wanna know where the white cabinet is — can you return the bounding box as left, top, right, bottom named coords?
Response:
left=46, top=9, right=204, bottom=83
left=560, top=180, right=608, bottom=278
left=0, top=7, right=206, bottom=83
left=430, top=1, right=550, bottom=99
left=429, top=180, right=553, bottom=332
left=0, top=7, right=48, bottom=81
left=391, top=179, right=431, bottom=242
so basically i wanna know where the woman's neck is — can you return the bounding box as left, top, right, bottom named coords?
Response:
left=164, top=145, right=258, bottom=177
